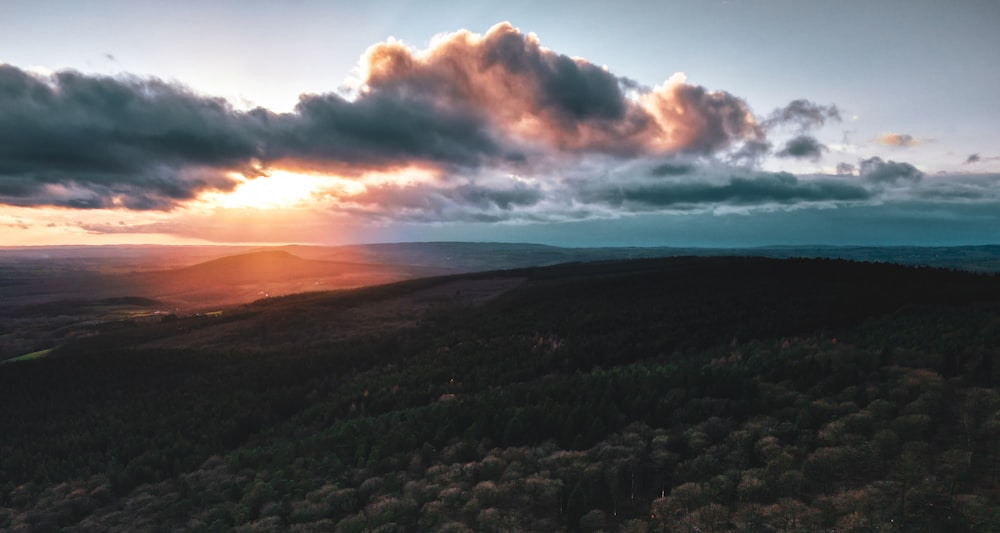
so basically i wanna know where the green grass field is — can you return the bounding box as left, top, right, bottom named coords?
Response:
left=5, top=348, right=53, bottom=363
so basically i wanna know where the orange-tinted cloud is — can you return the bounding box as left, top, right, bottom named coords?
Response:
left=262, top=23, right=765, bottom=177
left=346, top=23, right=762, bottom=158
left=877, top=133, right=922, bottom=147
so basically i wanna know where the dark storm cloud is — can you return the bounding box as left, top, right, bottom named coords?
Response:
left=0, top=176, right=39, bottom=196
left=339, top=179, right=543, bottom=222
left=574, top=172, right=871, bottom=211
left=775, top=135, right=827, bottom=161
left=859, top=156, right=923, bottom=185
left=911, top=173, right=1000, bottom=203
left=650, top=162, right=696, bottom=177
left=962, top=153, right=1000, bottom=165
left=727, top=139, right=773, bottom=167
left=262, top=90, right=504, bottom=172
left=0, top=65, right=262, bottom=209
left=764, top=99, right=841, bottom=131
left=836, top=162, right=856, bottom=175
left=723, top=99, right=841, bottom=167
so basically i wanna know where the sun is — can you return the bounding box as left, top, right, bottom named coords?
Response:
left=208, top=170, right=329, bottom=209
left=199, top=166, right=441, bottom=212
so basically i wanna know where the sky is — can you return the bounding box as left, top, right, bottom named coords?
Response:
left=1, top=0, right=999, bottom=247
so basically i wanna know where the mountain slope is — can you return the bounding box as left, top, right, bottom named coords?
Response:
left=1, top=257, right=999, bottom=531
left=166, top=250, right=330, bottom=283
left=122, top=249, right=449, bottom=309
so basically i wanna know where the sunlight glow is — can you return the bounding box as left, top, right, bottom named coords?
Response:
left=209, top=171, right=330, bottom=209
left=198, top=166, right=439, bottom=213
left=358, top=166, right=440, bottom=187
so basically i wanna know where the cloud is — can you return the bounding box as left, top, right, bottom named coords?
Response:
left=764, top=100, right=841, bottom=132
left=9, top=23, right=972, bottom=230
left=0, top=24, right=767, bottom=212
left=572, top=171, right=871, bottom=212
left=2, top=218, right=29, bottom=230
left=262, top=90, right=504, bottom=173
left=727, top=99, right=841, bottom=166
left=858, top=156, right=923, bottom=184
left=78, top=221, right=184, bottom=235
left=338, top=179, right=544, bottom=222
left=314, top=23, right=762, bottom=159
left=775, top=135, right=827, bottom=161
left=963, top=153, right=1000, bottom=165
left=650, top=162, right=696, bottom=177
left=910, top=173, right=1000, bottom=203
left=0, top=65, right=263, bottom=209
left=637, top=78, right=763, bottom=155
left=727, top=139, right=773, bottom=167
left=877, top=133, right=922, bottom=147
left=836, top=162, right=856, bottom=175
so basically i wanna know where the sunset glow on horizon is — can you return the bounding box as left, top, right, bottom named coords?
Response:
left=205, top=172, right=332, bottom=211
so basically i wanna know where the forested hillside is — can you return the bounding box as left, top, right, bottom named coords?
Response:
left=1, top=257, right=999, bottom=531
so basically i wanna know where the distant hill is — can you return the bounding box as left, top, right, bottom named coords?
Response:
left=3, top=243, right=1000, bottom=361
left=748, top=244, right=1000, bottom=272
left=119, top=249, right=450, bottom=309
left=142, top=250, right=341, bottom=286
left=276, top=242, right=1000, bottom=273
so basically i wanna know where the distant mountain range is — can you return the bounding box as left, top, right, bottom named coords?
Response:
left=270, top=242, right=1000, bottom=273
left=3, top=243, right=999, bottom=312
left=5, top=242, right=1000, bottom=273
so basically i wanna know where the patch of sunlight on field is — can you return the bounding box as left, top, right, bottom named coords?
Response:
left=6, top=348, right=53, bottom=364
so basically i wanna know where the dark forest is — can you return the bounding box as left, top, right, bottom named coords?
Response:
left=2, top=257, right=999, bottom=531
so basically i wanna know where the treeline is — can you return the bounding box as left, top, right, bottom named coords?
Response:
left=0, top=257, right=998, bottom=531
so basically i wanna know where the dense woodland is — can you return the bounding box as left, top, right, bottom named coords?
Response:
left=1, top=256, right=999, bottom=531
